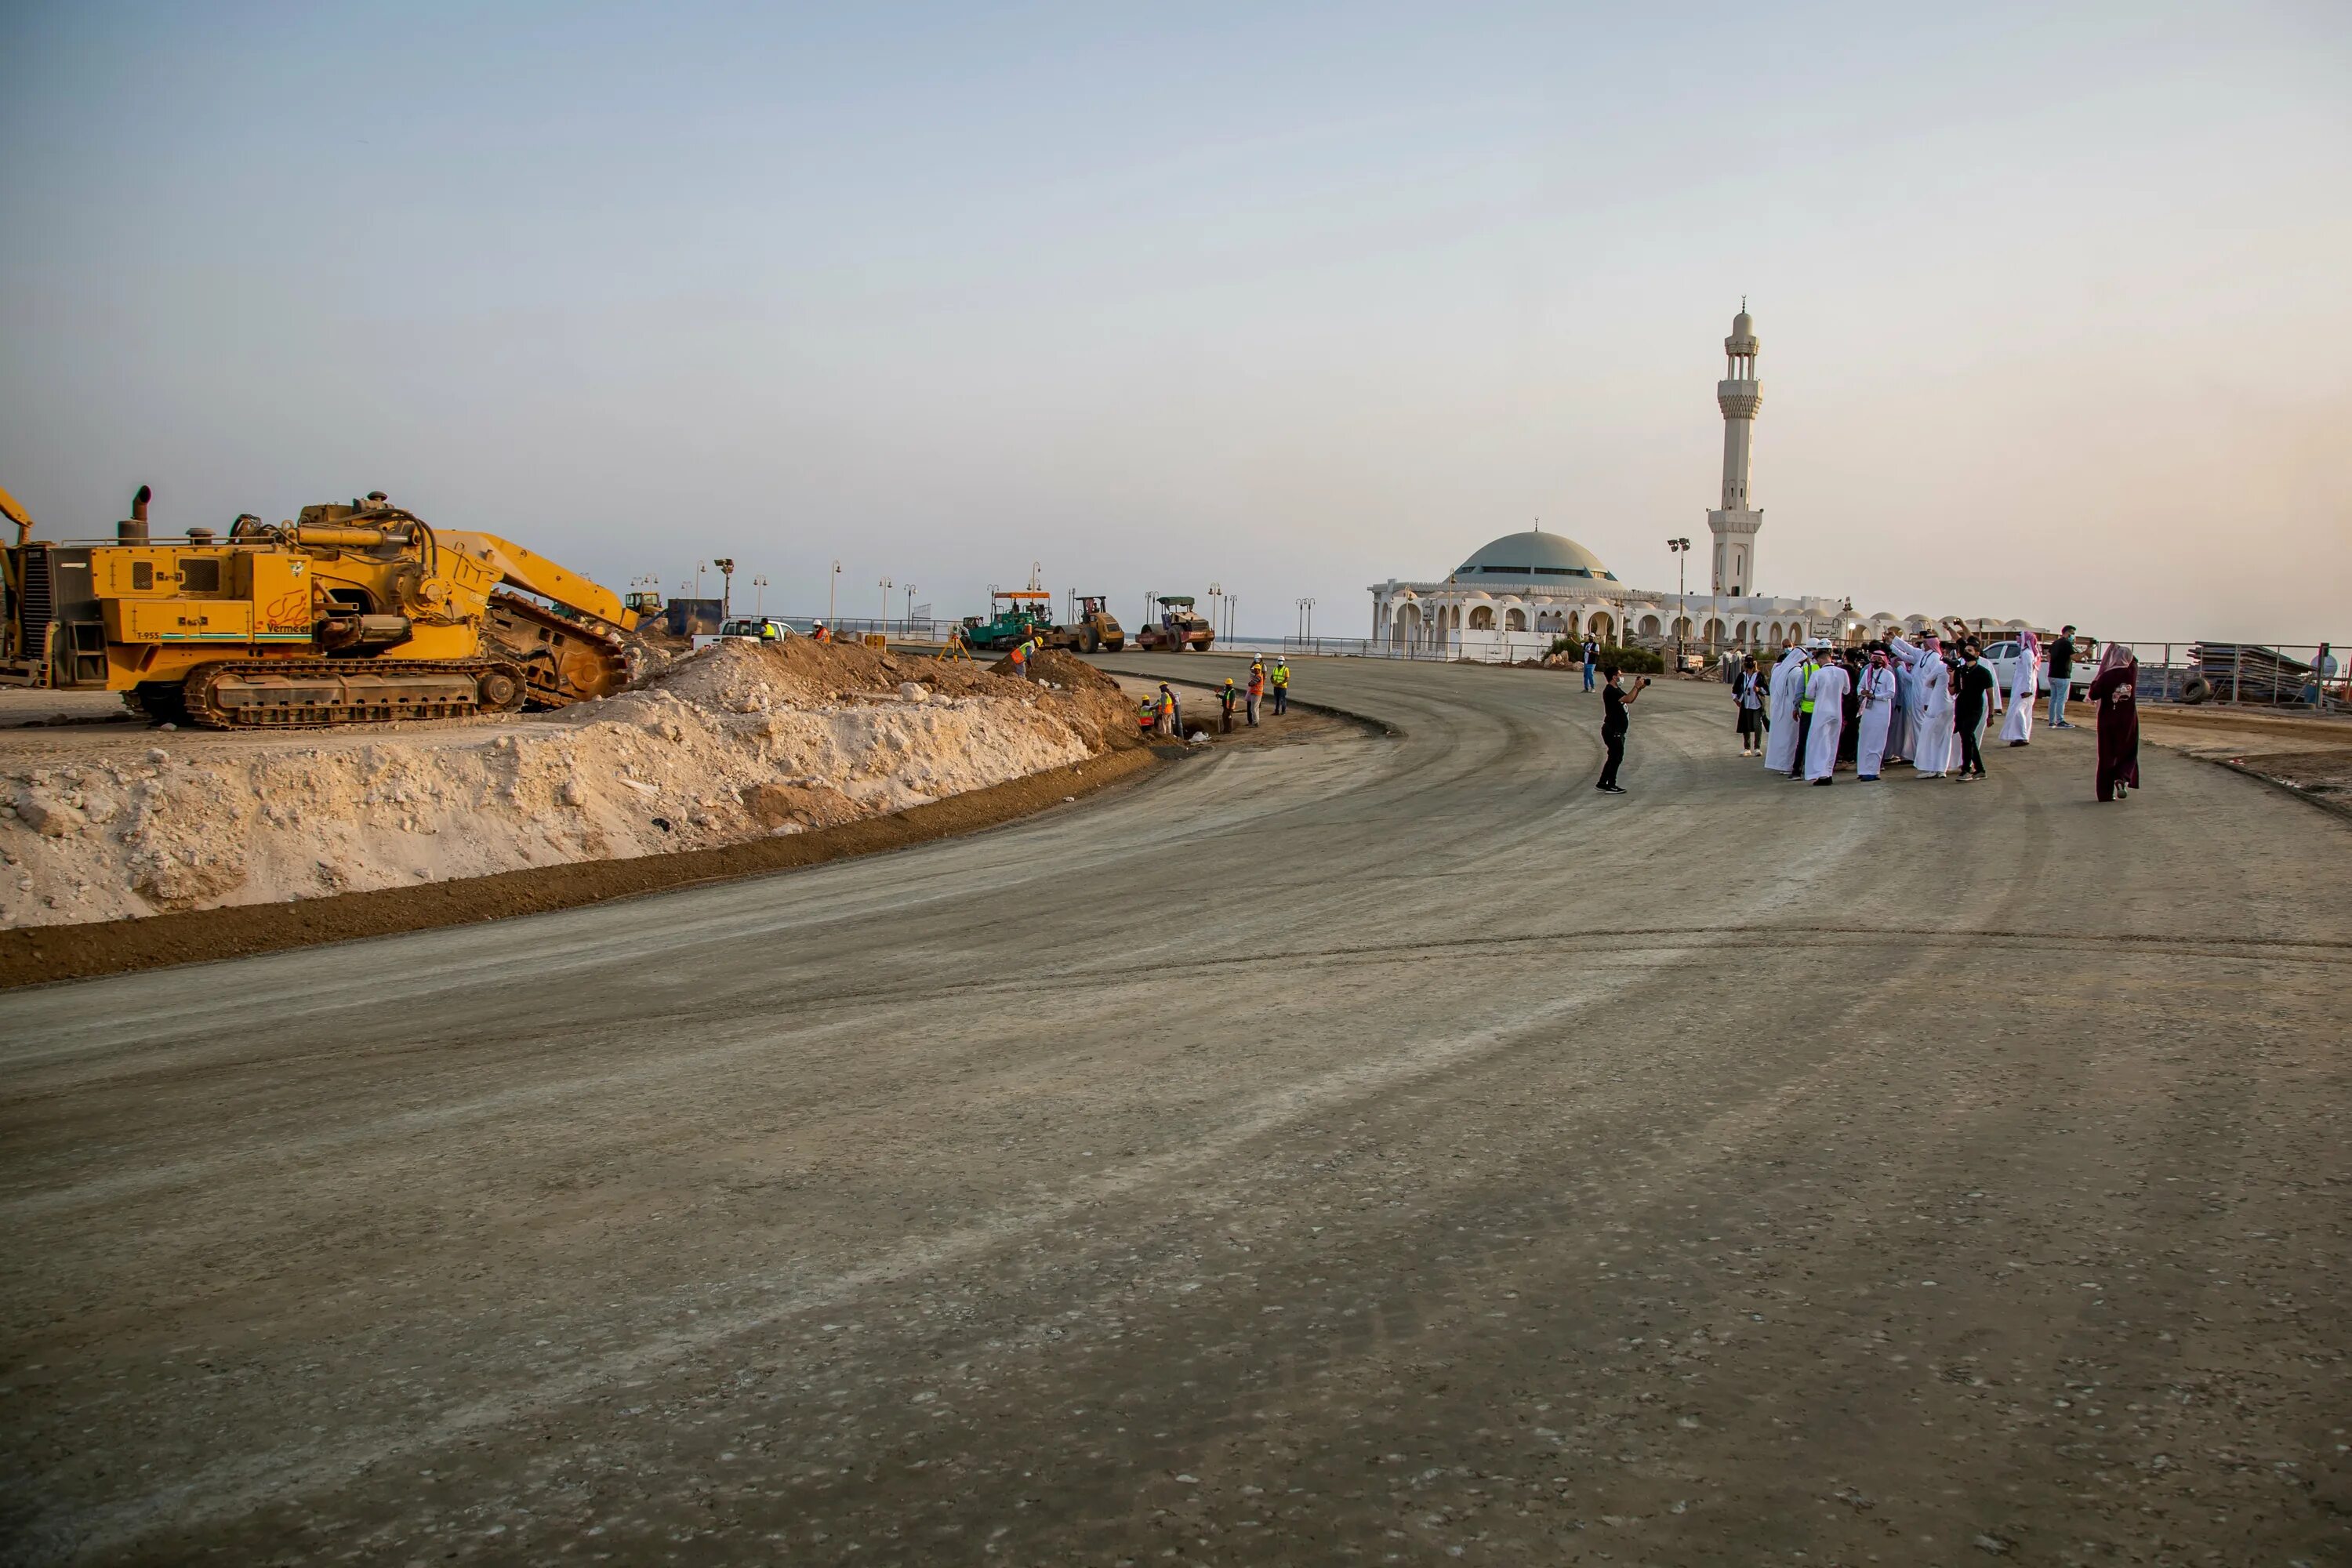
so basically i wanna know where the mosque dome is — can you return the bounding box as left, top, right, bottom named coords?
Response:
left=1451, top=529, right=1617, bottom=585
left=1733, top=308, right=1753, bottom=336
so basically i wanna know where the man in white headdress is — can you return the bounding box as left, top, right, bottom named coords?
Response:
left=1802, top=645, right=1852, bottom=785
left=1998, top=629, right=2040, bottom=746
left=1762, top=642, right=1809, bottom=774
left=1855, top=648, right=1899, bottom=780
left=1902, top=635, right=1958, bottom=778
left=1883, top=638, right=1917, bottom=763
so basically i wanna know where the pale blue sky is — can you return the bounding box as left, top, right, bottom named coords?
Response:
left=4, top=2, right=2347, bottom=638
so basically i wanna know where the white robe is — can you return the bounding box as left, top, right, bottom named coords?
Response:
left=1762, top=651, right=1807, bottom=772
left=1855, top=666, right=1897, bottom=776
left=1802, top=664, right=1851, bottom=782
left=1911, top=658, right=1957, bottom=775
left=1998, top=650, right=2038, bottom=743
left=1885, top=658, right=1915, bottom=760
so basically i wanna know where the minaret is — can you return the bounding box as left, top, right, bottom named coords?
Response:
left=1708, top=302, right=1763, bottom=596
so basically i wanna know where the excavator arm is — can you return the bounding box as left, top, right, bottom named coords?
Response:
left=434, top=531, right=638, bottom=631
left=0, top=481, right=33, bottom=546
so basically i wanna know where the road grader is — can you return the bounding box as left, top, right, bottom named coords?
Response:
left=1, top=484, right=650, bottom=728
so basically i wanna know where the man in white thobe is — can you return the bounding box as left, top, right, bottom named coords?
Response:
left=1884, top=644, right=1916, bottom=763
left=1762, top=644, right=1808, bottom=773
left=1998, top=630, right=2039, bottom=746
left=1905, top=640, right=1957, bottom=777
left=1855, top=652, right=1898, bottom=779
left=1802, top=655, right=1852, bottom=785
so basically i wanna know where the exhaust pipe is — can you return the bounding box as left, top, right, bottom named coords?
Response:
left=118, top=485, right=151, bottom=544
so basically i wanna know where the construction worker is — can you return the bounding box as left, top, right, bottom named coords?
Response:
left=1138, top=691, right=1160, bottom=738
left=1218, top=677, right=1244, bottom=733
left=813, top=620, right=832, bottom=645
left=1270, top=659, right=1290, bottom=715
left=1245, top=660, right=1265, bottom=727
left=759, top=619, right=780, bottom=644
left=1157, top=681, right=1181, bottom=738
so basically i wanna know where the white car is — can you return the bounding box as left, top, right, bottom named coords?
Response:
left=691, top=617, right=793, bottom=652
left=1977, top=639, right=2053, bottom=701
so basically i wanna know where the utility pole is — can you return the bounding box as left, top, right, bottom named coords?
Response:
left=1668, top=537, right=1691, bottom=664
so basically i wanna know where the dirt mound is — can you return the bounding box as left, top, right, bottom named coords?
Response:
left=983, top=648, right=1132, bottom=748
left=0, top=637, right=1129, bottom=929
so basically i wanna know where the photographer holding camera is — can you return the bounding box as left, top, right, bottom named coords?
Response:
left=1596, top=666, right=1649, bottom=794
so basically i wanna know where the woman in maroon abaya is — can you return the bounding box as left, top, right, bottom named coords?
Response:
left=2087, top=641, right=2140, bottom=802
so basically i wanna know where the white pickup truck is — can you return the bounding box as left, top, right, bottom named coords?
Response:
left=691, top=617, right=793, bottom=652
left=1977, top=638, right=2053, bottom=702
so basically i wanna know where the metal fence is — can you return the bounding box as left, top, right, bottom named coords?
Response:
left=755, top=615, right=938, bottom=641
left=2095, top=642, right=2346, bottom=713
left=1280, top=634, right=1474, bottom=662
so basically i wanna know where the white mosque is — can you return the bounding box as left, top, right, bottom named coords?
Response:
left=1369, top=306, right=2015, bottom=657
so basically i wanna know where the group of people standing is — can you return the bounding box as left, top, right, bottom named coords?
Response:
left=1726, top=626, right=2141, bottom=800
left=1134, top=658, right=1291, bottom=739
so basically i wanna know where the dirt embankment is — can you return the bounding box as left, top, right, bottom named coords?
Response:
left=0, top=640, right=1139, bottom=931
left=2139, top=704, right=2352, bottom=811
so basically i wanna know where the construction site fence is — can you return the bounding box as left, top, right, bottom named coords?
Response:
left=1276, top=635, right=2347, bottom=713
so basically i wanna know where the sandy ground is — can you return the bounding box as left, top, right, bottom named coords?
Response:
left=2, top=653, right=2347, bottom=1566
left=2136, top=704, right=2352, bottom=798
left=0, top=643, right=1129, bottom=927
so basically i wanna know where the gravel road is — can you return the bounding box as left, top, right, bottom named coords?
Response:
left=4, top=653, right=2347, bottom=1566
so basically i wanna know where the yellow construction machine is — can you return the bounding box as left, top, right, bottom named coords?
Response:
left=1, top=485, right=647, bottom=727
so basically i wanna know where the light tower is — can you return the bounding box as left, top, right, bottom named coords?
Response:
left=1708, top=301, right=1764, bottom=597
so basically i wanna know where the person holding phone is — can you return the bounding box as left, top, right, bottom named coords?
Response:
left=1596, top=666, right=1648, bottom=794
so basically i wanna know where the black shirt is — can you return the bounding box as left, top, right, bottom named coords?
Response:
left=2047, top=639, right=2074, bottom=678
left=1602, top=684, right=1628, bottom=738
left=1956, top=661, right=1996, bottom=719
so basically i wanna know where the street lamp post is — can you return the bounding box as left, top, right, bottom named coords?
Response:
left=752, top=574, right=768, bottom=613
left=694, top=561, right=707, bottom=602
left=713, top=557, right=735, bottom=620
left=904, top=584, right=916, bottom=631
left=877, top=577, right=892, bottom=635
left=1667, top=537, right=1692, bottom=665
left=828, top=560, right=841, bottom=627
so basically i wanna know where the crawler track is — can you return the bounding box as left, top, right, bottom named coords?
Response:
left=179, top=656, right=527, bottom=727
